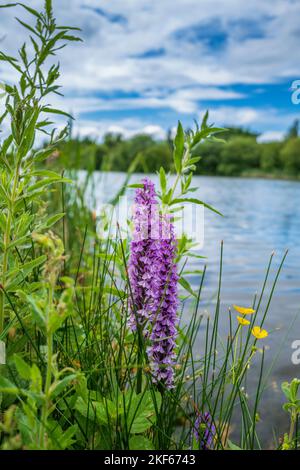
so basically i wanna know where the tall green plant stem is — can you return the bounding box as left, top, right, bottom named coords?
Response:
left=288, top=411, right=297, bottom=446
left=170, top=148, right=189, bottom=200
left=40, top=282, right=54, bottom=449
left=0, top=159, right=22, bottom=334
left=0, top=1, right=80, bottom=334
left=0, top=26, right=48, bottom=334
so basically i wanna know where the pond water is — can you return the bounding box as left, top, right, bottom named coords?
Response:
left=80, top=171, right=300, bottom=447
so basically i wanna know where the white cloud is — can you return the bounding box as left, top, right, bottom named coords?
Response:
left=2, top=0, right=299, bottom=91
left=72, top=118, right=166, bottom=141
left=52, top=86, right=244, bottom=117
left=55, top=0, right=300, bottom=91
left=141, top=125, right=166, bottom=140
left=71, top=106, right=296, bottom=141
left=204, top=106, right=299, bottom=134
left=0, top=0, right=299, bottom=137
left=161, top=87, right=245, bottom=113
left=257, top=131, right=285, bottom=142
left=208, top=107, right=261, bottom=126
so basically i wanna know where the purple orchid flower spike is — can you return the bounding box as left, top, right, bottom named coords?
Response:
left=128, top=178, right=179, bottom=389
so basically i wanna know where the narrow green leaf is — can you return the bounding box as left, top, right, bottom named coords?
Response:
left=56, top=26, right=82, bottom=31
left=15, top=17, right=40, bottom=37
left=1, top=135, right=13, bottom=155
left=179, top=277, right=196, bottom=297
left=18, top=3, right=41, bottom=18
left=44, top=213, right=65, bottom=229
left=0, top=3, right=18, bottom=9
left=50, top=374, right=77, bottom=399
left=173, top=121, right=184, bottom=173
left=75, top=397, right=109, bottom=425
left=22, top=293, right=46, bottom=329
left=0, top=376, right=19, bottom=395
left=27, top=177, right=72, bottom=193
left=13, top=354, right=31, bottom=380
left=127, top=183, right=144, bottom=189
left=45, top=0, right=52, bottom=18
left=8, top=235, right=28, bottom=250
left=201, top=110, right=209, bottom=130
left=30, top=169, right=62, bottom=178
left=62, top=35, right=82, bottom=42
left=227, top=440, right=242, bottom=450
left=42, top=107, right=74, bottom=120
left=170, top=198, right=223, bottom=216
left=159, top=167, right=167, bottom=194
left=127, top=391, right=161, bottom=434
left=10, top=256, right=47, bottom=280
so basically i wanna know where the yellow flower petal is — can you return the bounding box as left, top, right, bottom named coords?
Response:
left=233, top=305, right=255, bottom=315
left=237, top=316, right=250, bottom=326
left=252, top=326, right=268, bottom=339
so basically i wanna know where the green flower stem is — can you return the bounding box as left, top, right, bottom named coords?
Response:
left=232, top=325, right=241, bottom=384
left=40, top=283, right=54, bottom=449
left=288, top=412, right=296, bottom=446
left=169, top=148, right=189, bottom=201
left=0, top=159, right=21, bottom=334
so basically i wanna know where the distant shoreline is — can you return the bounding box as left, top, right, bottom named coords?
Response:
left=201, top=172, right=300, bottom=182
left=85, top=168, right=300, bottom=183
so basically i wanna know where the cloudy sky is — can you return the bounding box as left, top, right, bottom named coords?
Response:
left=1, top=0, right=300, bottom=141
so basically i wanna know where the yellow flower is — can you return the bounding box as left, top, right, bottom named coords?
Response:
left=237, top=316, right=250, bottom=326
left=252, top=326, right=268, bottom=339
left=233, top=305, right=255, bottom=315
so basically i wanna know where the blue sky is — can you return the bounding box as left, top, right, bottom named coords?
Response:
left=0, top=0, right=300, bottom=141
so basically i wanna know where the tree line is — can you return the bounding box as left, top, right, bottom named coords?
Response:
left=52, top=120, right=300, bottom=179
